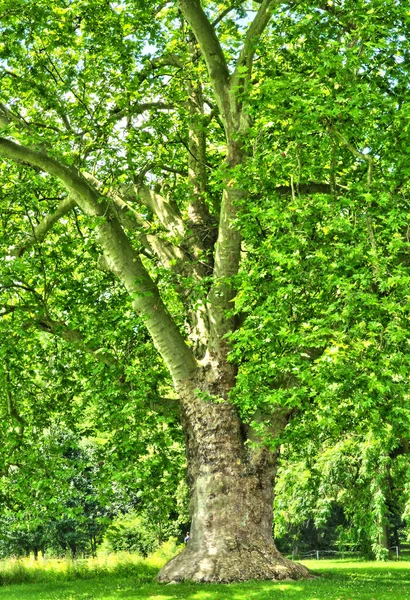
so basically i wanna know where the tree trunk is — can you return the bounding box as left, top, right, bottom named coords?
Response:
left=157, top=374, right=310, bottom=583
left=379, top=522, right=390, bottom=552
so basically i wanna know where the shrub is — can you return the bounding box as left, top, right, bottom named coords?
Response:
left=103, top=513, right=158, bottom=557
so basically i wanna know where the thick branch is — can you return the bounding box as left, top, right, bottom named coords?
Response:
left=179, top=0, right=230, bottom=118
left=135, top=183, right=186, bottom=239
left=0, top=137, right=197, bottom=384
left=207, top=184, right=243, bottom=358
left=0, top=138, right=99, bottom=205
left=82, top=172, right=194, bottom=274
left=186, top=51, right=215, bottom=262
left=0, top=103, right=25, bottom=129
left=146, top=235, right=186, bottom=270
left=81, top=171, right=155, bottom=255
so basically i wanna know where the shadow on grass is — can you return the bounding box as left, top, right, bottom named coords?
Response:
left=1, top=563, right=410, bottom=600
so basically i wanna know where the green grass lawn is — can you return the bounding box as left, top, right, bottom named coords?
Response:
left=0, top=559, right=409, bottom=600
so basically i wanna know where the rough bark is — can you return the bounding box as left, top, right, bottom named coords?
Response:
left=157, top=372, right=310, bottom=583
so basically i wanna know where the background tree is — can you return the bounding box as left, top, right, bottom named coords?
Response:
left=274, top=432, right=410, bottom=560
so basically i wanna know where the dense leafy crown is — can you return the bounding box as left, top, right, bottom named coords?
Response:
left=0, top=0, right=410, bottom=553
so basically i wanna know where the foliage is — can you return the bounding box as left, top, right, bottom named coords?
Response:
left=103, top=513, right=161, bottom=557
left=0, top=424, right=188, bottom=559
left=274, top=432, right=410, bottom=559
left=0, top=431, right=110, bottom=559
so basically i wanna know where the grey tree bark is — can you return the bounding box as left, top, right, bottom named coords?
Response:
left=157, top=371, right=310, bottom=582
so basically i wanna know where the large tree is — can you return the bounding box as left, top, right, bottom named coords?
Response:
left=0, top=0, right=408, bottom=582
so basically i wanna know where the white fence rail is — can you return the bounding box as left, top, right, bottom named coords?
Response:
left=291, top=547, right=400, bottom=560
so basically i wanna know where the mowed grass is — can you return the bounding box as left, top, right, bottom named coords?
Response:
left=0, top=556, right=409, bottom=600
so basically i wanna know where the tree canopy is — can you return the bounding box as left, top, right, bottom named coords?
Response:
left=1, top=0, right=410, bottom=583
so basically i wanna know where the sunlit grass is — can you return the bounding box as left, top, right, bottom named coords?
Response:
left=0, top=553, right=155, bottom=586
left=0, top=541, right=178, bottom=586
left=0, top=538, right=180, bottom=587
left=0, top=552, right=409, bottom=599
